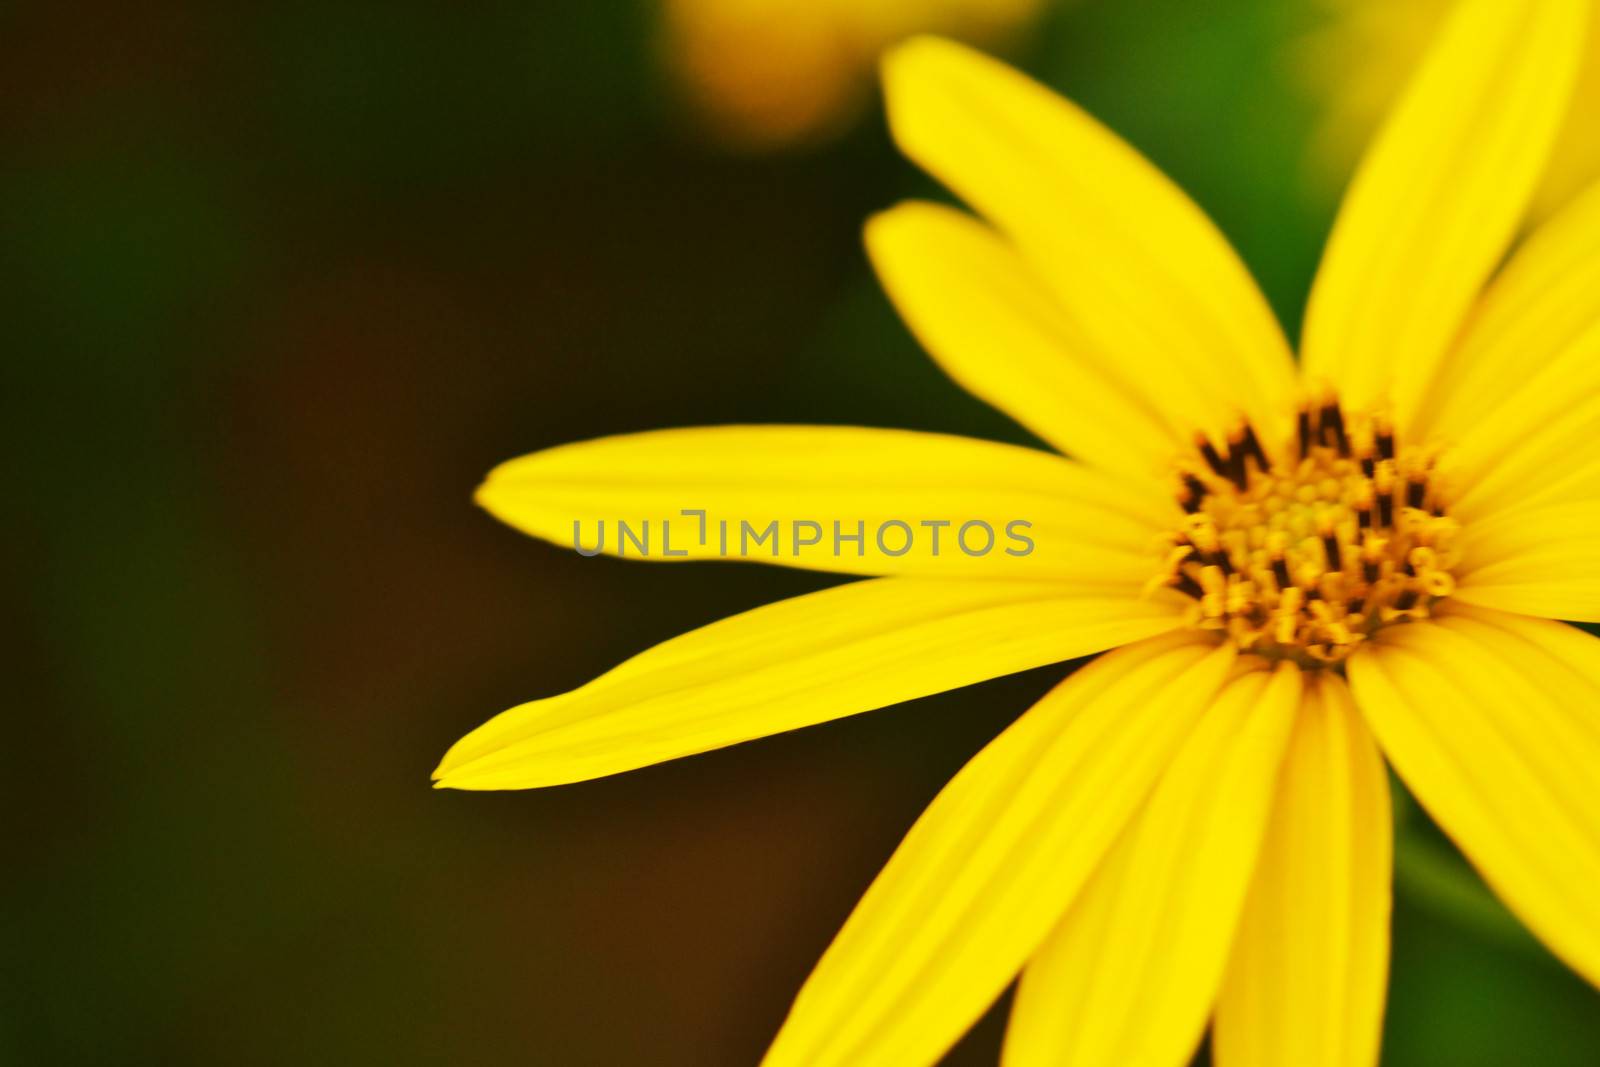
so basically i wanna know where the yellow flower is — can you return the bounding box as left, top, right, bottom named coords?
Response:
left=659, top=0, right=1044, bottom=149
left=1297, top=0, right=1600, bottom=222
left=439, top=3, right=1600, bottom=1064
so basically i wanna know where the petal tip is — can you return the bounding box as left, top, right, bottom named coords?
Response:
left=430, top=760, right=481, bottom=791
left=431, top=751, right=461, bottom=783
left=880, top=35, right=984, bottom=122
left=471, top=474, right=522, bottom=526
left=880, top=33, right=957, bottom=81
left=861, top=202, right=929, bottom=259
left=432, top=730, right=483, bottom=783
left=861, top=205, right=897, bottom=246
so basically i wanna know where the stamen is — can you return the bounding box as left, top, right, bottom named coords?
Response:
left=1218, top=428, right=1252, bottom=492
left=1375, top=419, right=1395, bottom=461
left=1321, top=526, right=1342, bottom=571
left=1319, top=402, right=1350, bottom=456
left=1362, top=556, right=1380, bottom=584
left=1375, top=465, right=1396, bottom=528
left=1406, top=476, right=1427, bottom=510
left=1270, top=551, right=1291, bottom=592
left=1225, top=454, right=1247, bottom=492
left=1239, top=422, right=1270, bottom=473
left=1197, top=435, right=1233, bottom=483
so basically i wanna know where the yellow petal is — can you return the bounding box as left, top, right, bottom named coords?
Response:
left=882, top=37, right=1297, bottom=451
left=761, top=632, right=1238, bottom=1067
left=1300, top=0, right=1586, bottom=419
left=866, top=201, right=1177, bottom=485
left=1001, top=662, right=1301, bottom=1067
left=477, top=425, right=1169, bottom=580
left=1419, top=180, right=1600, bottom=522
left=1213, top=671, right=1391, bottom=1067
left=434, top=576, right=1185, bottom=790
left=1446, top=380, right=1600, bottom=524
left=1347, top=604, right=1600, bottom=989
left=1454, top=500, right=1600, bottom=622
left=1410, top=182, right=1600, bottom=447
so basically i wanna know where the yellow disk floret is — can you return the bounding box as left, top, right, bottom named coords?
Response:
left=1153, top=397, right=1460, bottom=667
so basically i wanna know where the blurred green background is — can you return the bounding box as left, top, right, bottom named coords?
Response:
left=5, top=0, right=1598, bottom=1063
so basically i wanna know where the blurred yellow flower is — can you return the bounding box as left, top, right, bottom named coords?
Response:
left=659, top=0, right=1045, bottom=149
left=441, top=2, right=1600, bottom=1064
left=1297, top=0, right=1600, bottom=221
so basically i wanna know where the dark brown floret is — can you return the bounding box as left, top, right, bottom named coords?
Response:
left=1239, top=423, right=1270, bottom=472
left=1376, top=427, right=1396, bottom=460
left=1406, top=477, right=1427, bottom=509
left=1319, top=402, right=1350, bottom=456
left=1322, top=531, right=1342, bottom=571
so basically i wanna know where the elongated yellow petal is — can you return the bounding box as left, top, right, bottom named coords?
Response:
left=866, top=201, right=1178, bottom=485
left=882, top=37, right=1297, bottom=450
left=1454, top=500, right=1600, bottom=622
left=477, top=425, right=1169, bottom=580
left=1347, top=604, right=1600, bottom=989
left=1411, top=182, right=1600, bottom=447
left=1300, top=0, right=1586, bottom=418
left=1440, top=329, right=1600, bottom=522
left=1425, top=183, right=1600, bottom=522
left=761, top=633, right=1238, bottom=1067
left=1213, top=671, right=1391, bottom=1067
left=1001, top=662, right=1301, bottom=1067
left=434, top=577, right=1185, bottom=790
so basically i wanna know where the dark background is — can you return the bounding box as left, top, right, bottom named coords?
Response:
left=6, top=0, right=1599, bottom=1063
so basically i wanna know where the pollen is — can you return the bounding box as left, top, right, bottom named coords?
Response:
left=1150, top=396, right=1460, bottom=667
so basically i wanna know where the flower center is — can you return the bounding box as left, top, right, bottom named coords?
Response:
left=1152, top=398, right=1460, bottom=667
